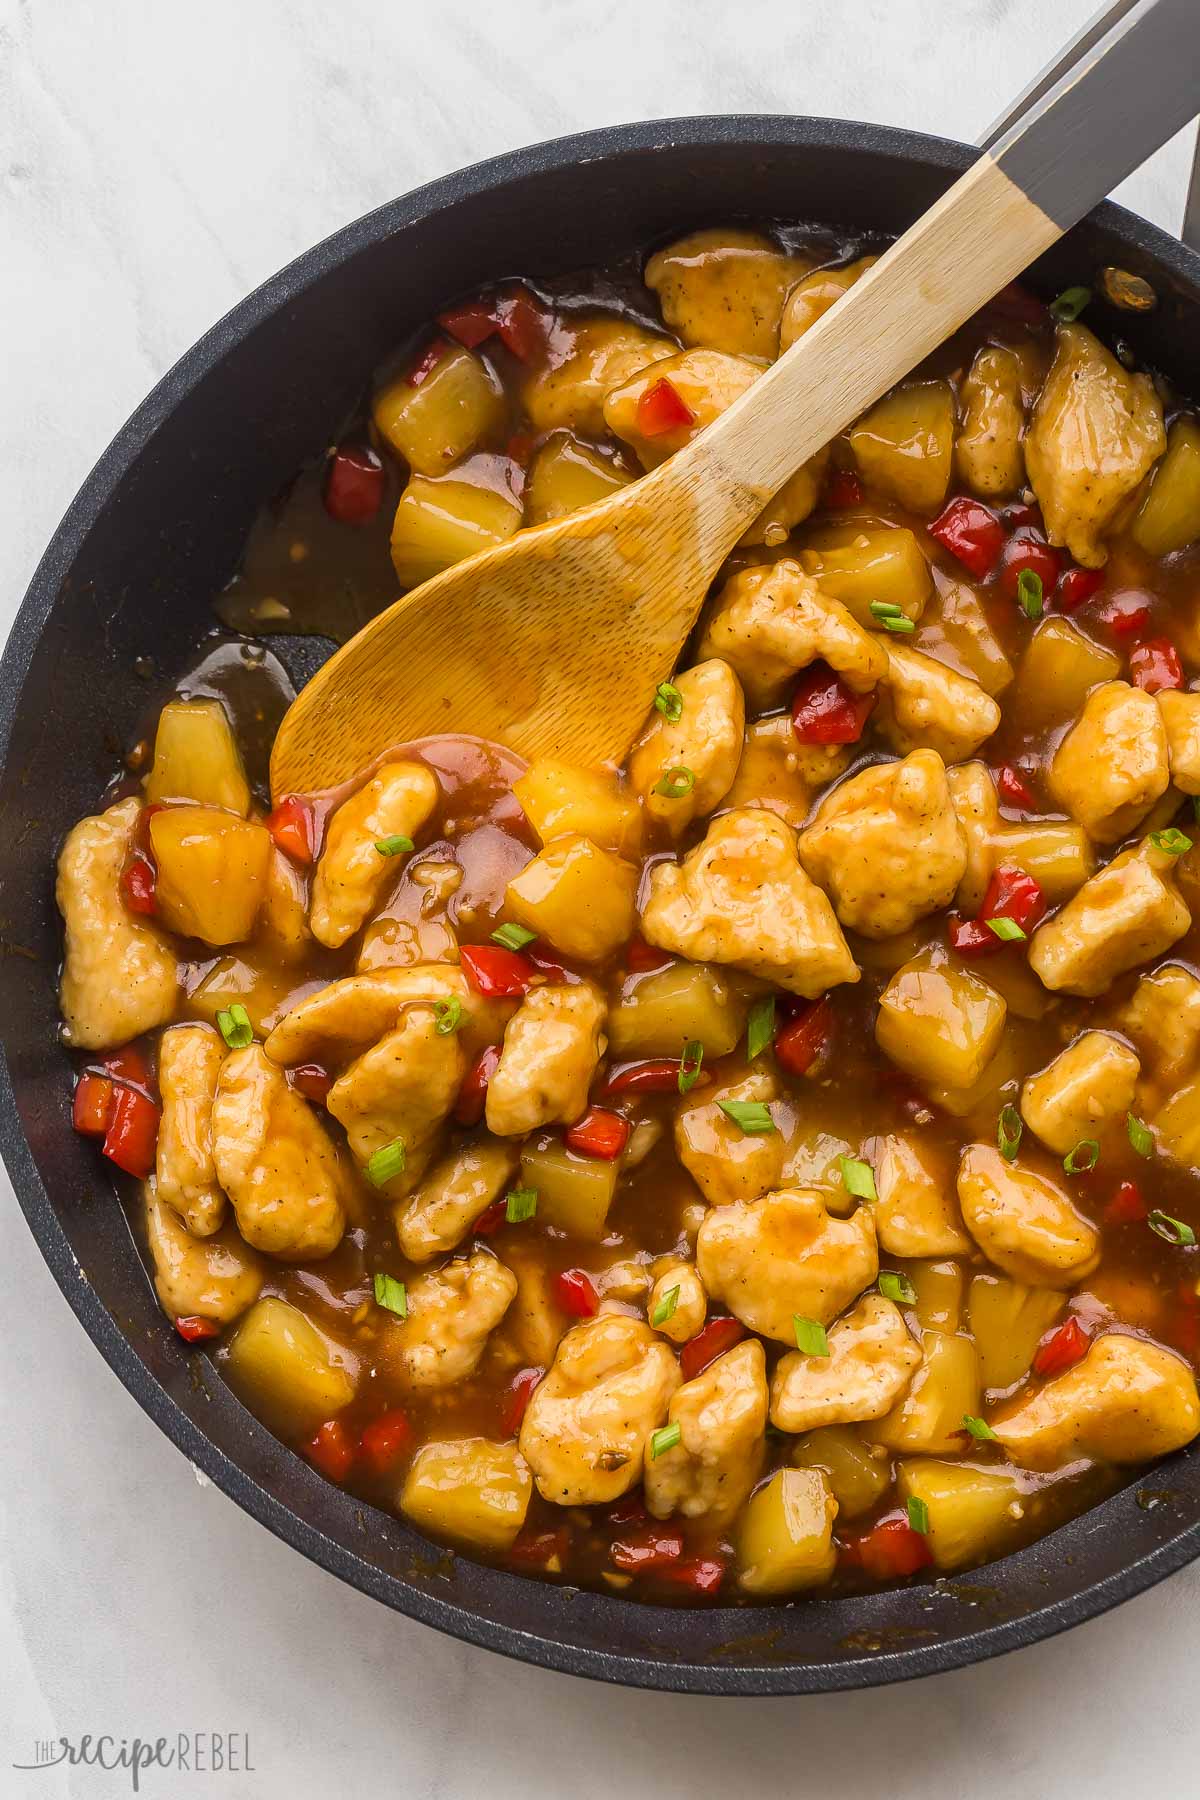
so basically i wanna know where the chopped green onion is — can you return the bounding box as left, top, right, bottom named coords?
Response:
left=654, top=765, right=696, bottom=799
left=653, top=681, right=684, bottom=723
left=997, top=1104, right=1023, bottom=1162
left=505, top=1186, right=538, bottom=1224
left=881, top=615, right=916, bottom=635
left=216, top=1003, right=253, bottom=1050
left=879, top=1271, right=917, bottom=1305
left=985, top=915, right=1027, bottom=942
left=650, top=1421, right=682, bottom=1459
left=1150, top=827, right=1192, bottom=856
left=906, top=1494, right=930, bottom=1534
left=678, top=1040, right=705, bottom=1094
left=652, top=1284, right=680, bottom=1327
left=1127, top=1112, right=1153, bottom=1158
left=839, top=1155, right=877, bottom=1201
left=962, top=1414, right=998, bottom=1442
left=869, top=601, right=904, bottom=619
left=366, top=1137, right=407, bottom=1186
left=1063, top=1139, right=1100, bottom=1175
left=1017, top=568, right=1044, bottom=620
left=1193, top=795, right=1200, bottom=824
left=374, top=834, right=414, bottom=857
left=433, top=996, right=464, bottom=1036
left=793, top=1317, right=830, bottom=1357
left=373, top=1272, right=408, bottom=1318
left=1050, top=285, right=1092, bottom=322
left=746, top=995, right=776, bottom=1060
left=491, top=921, right=538, bottom=952
left=718, top=1099, right=776, bottom=1135
left=1148, top=1210, right=1197, bottom=1247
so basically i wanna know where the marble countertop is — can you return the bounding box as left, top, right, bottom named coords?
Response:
left=3, top=0, right=1199, bottom=1793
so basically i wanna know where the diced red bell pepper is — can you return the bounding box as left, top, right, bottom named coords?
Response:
left=997, top=529, right=1064, bottom=601
left=322, top=443, right=385, bottom=525
left=774, top=997, right=833, bottom=1077
left=1129, top=637, right=1185, bottom=693
left=607, top=1493, right=648, bottom=1527
left=1106, top=1179, right=1148, bottom=1225
left=287, top=1063, right=332, bottom=1105
left=472, top=1198, right=507, bottom=1237
left=1033, top=1315, right=1090, bottom=1379
left=1100, top=590, right=1153, bottom=638
left=1002, top=498, right=1043, bottom=532
left=611, top=1525, right=685, bottom=1572
left=501, top=1366, right=543, bottom=1437
left=506, top=431, right=535, bottom=465
left=624, top=934, right=672, bottom=973
left=435, top=298, right=497, bottom=348
left=508, top=1526, right=570, bottom=1570
left=407, top=338, right=448, bottom=387
left=103, top=1084, right=159, bottom=1178
left=637, top=377, right=695, bottom=439
left=454, top=1044, right=502, bottom=1128
left=303, top=1418, right=356, bottom=1482
left=174, top=1315, right=221, bottom=1344
left=928, top=496, right=1006, bottom=579
left=988, top=281, right=1049, bottom=327
left=266, top=795, right=316, bottom=865
left=791, top=665, right=877, bottom=745
left=842, top=1515, right=934, bottom=1580
left=495, top=288, right=548, bottom=362
left=822, top=468, right=864, bottom=509
left=460, top=943, right=537, bottom=997
left=553, top=1268, right=600, bottom=1318
left=657, top=1556, right=727, bottom=1596
left=359, top=1409, right=413, bottom=1474
left=948, top=915, right=999, bottom=955
left=1056, top=565, right=1104, bottom=613
left=995, top=763, right=1037, bottom=811
left=1167, top=1281, right=1200, bottom=1361
left=601, top=1059, right=699, bottom=1097
left=120, top=854, right=157, bottom=916
left=679, top=1316, right=745, bottom=1382
left=73, top=1072, right=115, bottom=1137
left=564, top=1107, right=630, bottom=1160
left=952, top=863, right=1047, bottom=957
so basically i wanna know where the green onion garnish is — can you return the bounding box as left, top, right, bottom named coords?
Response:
left=505, top=1186, right=538, bottom=1224
left=997, top=1104, right=1023, bottom=1162
left=1050, top=285, right=1091, bottom=322
left=650, top=1421, right=681, bottom=1459
left=746, top=995, right=776, bottom=1060
left=654, top=766, right=696, bottom=799
left=1193, top=796, right=1200, bottom=824
left=652, top=1284, right=680, bottom=1327
left=839, top=1155, right=877, bottom=1201
left=718, top=1099, right=776, bottom=1135
left=366, top=1137, right=407, bottom=1186
left=962, top=1414, right=998, bottom=1442
left=678, top=1040, right=704, bottom=1094
left=878, top=1271, right=916, bottom=1305
left=216, top=1003, right=253, bottom=1050
left=906, top=1494, right=930, bottom=1534
left=1017, top=569, right=1044, bottom=620
left=985, top=915, right=1027, bottom=942
left=491, top=921, right=538, bottom=952
left=654, top=681, right=684, bottom=723
left=793, top=1317, right=829, bottom=1357
left=1150, top=827, right=1192, bottom=856
left=375, top=834, right=414, bottom=857
left=1063, top=1139, right=1100, bottom=1175
left=1127, top=1113, right=1153, bottom=1158
left=373, top=1272, right=408, bottom=1318
left=869, top=601, right=904, bottom=619
left=433, top=996, right=464, bottom=1035
left=1148, top=1210, right=1197, bottom=1247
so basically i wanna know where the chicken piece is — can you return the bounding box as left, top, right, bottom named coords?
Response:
left=779, top=256, right=879, bottom=351
left=310, top=760, right=439, bottom=950
left=948, top=760, right=1096, bottom=912
left=1117, top=962, right=1200, bottom=1088
left=645, top=228, right=811, bottom=359
left=1156, top=690, right=1200, bottom=795
left=485, top=980, right=606, bottom=1138
left=994, top=1333, right=1200, bottom=1471
left=722, top=716, right=851, bottom=828
left=957, top=1144, right=1100, bottom=1287
left=211, top=1046, right=350, bottom=1260
left=1025, top=322, right=1166, bottom=568
left=1028, top=836, right=1190, bottom=997
left=955, top=345, right=1027, bottom=497
left=739, top=448, right=832, bottom=549
left=604, top=348, right=761, bottom=471
left=521, top=317, right=673, bottom=437
left=57, top=798, right=179, bottom=1051
left=645, top=1340, right=768, bottom=1525
left=258, top=846, right=312, bottom=965
left=518, top=1313, right=680, bottom=1504
left=394, top=1136, right=521, bottom=1262
left=798, top=751, right=967, bottom=939
left=1049, top=682, right=1170, bottom=844
left=155, top=1025, right=226, bottom=1238
left=770, top=1294, right=922, bottom=1433
left=874, top=643, right=1001, bottom=765
left=385, top=1251, right=517, bottom=1391
left=627, top=659, right=745, bottom=838
left=675, top=1069, right=790, bottom=1208
left=696, top=558, right=885, bottom=712
left=642, top=808, right=858, bottom=997
left=1020, top=1031, right=1141, bottom=1156
left=875, top=948, right=1007, bottom=1092
left=504, top=835, right=638, bottom=963
left=143, top=1187, right=263, bottom=1327
left=873, top=1133, right=972, bottom=1257
left=327, top=1004, right=466, bottom=1196
left=696, top=1187, right=878, bottom=1341
left=263, top=964, right=513, bottom=1066
left=647, top=1258, right=707, bottom=1343
left=850, top=381, right=956, bottom=514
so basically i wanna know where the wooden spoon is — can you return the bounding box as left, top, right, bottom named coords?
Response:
left=271, top=0, right=1197, bottom=801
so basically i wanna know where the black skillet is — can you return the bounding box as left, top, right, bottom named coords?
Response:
left=4, top=116, right=1200, bottom=1694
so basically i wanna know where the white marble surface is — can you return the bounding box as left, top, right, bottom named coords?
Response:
left=3, top=1, right=1200, bottom=1794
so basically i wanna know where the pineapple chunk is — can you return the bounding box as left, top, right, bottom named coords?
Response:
left=869, top=1330, right=981, bottom=1455
left=373, top=343, right=504, bottom=476
left=188, top=955, right=306, bottom=1038
left=849, top=382, right=955, bottom=514
left=800, top=528, right=931, bottom=626
left=150, top=806, right=271, bottom=946
left=607, top=962, right=748, bottom=1058
left=1020, top=1030, right=1140, bottom=1156
left=790, top=1425, right=891, bottom=1519
left=1016, top=619, right=1121, bottom=728
left=389, top=473, right=521, bottom=587
left=722, top=717, right=851, bottom=828
left=524, top=432, right=633, bottom=525
left=400, top=1438, right=532, bottom=1552
left=1153, top=1076, right=1200, bottom=1165
left=514, top=759, right=641, bottom=855
left=919, top=578, right=1014, bottom=697
left=896, top=1459, right=1024, bottom=1571
left=504, top=835, right=638, bottom=962
left=873, top=1135, right=972, bottom=1258
left=967, top=1273, right=1066, bottom=1392
left=904, top=1259, right=966, bottom=1335
left=225, top=1297, right=356, bottom=1435
left=1131, top=417, right=1200, bottom=555
left=875, top=950, right=1007, bottom=1091
left=519, top=1137, right=620, bottom=1240
left=736, top=1468, right=838, bottom=1596
left=146, top=699, right=251, bottom=815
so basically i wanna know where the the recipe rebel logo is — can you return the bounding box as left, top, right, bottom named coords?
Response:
left=12, top=1732, right=255, bottom=1791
